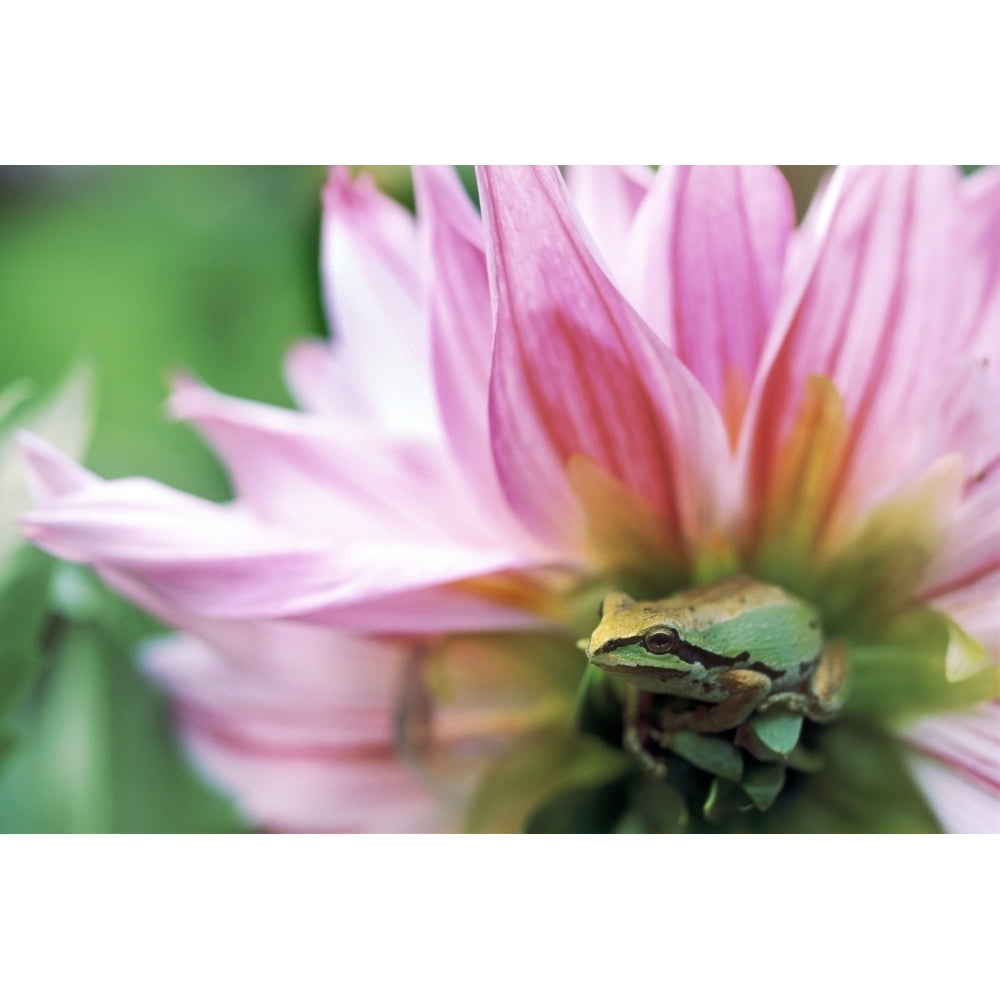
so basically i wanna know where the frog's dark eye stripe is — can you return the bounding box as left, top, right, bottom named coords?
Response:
left=642, top=628, right=679, bottom=654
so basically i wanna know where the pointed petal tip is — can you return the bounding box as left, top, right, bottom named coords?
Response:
left=322, top=164, right=355, bottom=199
left=167, top=371, right=218, bottom=422
left=412, top=165, right=479, bottom=241
left=165, top=369, right=211, bottom=420
left=16, top=430, right=97, bottom=500
left=322, top=166, right=383, bottom=217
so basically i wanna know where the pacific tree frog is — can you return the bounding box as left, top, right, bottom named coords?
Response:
left=581, top=575, right=847, bottom=773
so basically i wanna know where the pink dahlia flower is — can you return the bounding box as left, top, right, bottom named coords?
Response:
left=21, top=165, right=1000, bottom=832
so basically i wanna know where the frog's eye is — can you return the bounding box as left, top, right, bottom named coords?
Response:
left=642, top=628, right=679, bottom=655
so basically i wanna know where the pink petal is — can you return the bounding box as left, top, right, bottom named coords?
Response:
left=916, top=379, right=1000, bottom=662
left=563, top=165, right=652, bottom=276
left=20, top=448, right=553, bottom=634
left=742, top=167, right=965, bottom=513
left=142, top=623, right=558, bottom=832
left=145, top=627, right=406, bottom=750
left=282, top=339, right=369, bottom=420
left=478, top=165, right=733, bottom=557
left=16, top=431, right=98, bottom=501
left=321, top=167, right=438, bottom=438
left=905, top=170, right=1000, bottom=496
left=411, top=166, right=506, bottom=512
left=923, top=468, right=1000, bottom=591
left=182, top=724, right=447, bottom=832
left=142, top=629, right=454, bottom=832
left=169, top=374, right=488, bottom=546
left=916, top=353, right=1000, bottom=494
left=622, top=166, right=794, bottom=429
left=953, top=167, right=1000, bottom=355
left=905, top=702, right=1000, bottom=833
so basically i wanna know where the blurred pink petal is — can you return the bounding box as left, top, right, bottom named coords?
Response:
left=136, top=591, right=562, bottom=833
left=321, top=167, right=437, bottom=437
left=905, top=702, right=1000, bottom=833
left=953, top=167, right=1000, bottom=354
left=478, top=165, right=733, bottom=557
left=282, top=338, right=369, bottom=420
left=412, top=165, right=523, bottom=532
left=170, top=374, right=483, bottom=545
left=17, top=430, right=98, bottom=500
left=19, top=442, right=550, bottom=634
left=143, top=629, right=455, bottom=832
left=563, top=165, right=652, bottom=275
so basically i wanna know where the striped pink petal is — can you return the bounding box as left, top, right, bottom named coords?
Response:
left=169, top=374, right=494, bottom=547
left=147, top=628, right=450, bottom=832
left=742, top=167, right=964, bottom=515
left=622, top=166, right=794, bottom=432
left=19, top=436, right=550, bottom=634
left=412, top=165, right=530, bottom=537
left=905, top=701, right=1000, bottom=833
left=478, top=165, right=734, bottom=558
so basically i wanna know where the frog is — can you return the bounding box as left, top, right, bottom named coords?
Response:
left=581, top=575, right=847, bottom=769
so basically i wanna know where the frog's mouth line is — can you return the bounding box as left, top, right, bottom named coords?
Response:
left=590, top=641, right=799, bottom=684
left=592, top=634, right=754, bottom=670
left=589, top=657, right=696, bottom=683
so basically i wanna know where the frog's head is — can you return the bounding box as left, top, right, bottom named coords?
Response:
left=584, top=578, right=824, bottom=692
left=585, top=592, right=698, bottom=680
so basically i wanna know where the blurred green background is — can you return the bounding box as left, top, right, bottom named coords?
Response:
left=0, top=165, right=828, bottom=833
left=0, top=166, right=342, bottom=831
left=0, top=166, right=330, bottom=499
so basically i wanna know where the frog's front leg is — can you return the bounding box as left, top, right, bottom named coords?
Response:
left=657, top=669, right=773, bottom=734
left=623, top=686, right=670, bottom=779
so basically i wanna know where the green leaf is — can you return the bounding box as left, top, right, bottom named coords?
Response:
left=0, top=578, right=245, bottom=833
left=0, top=725, right=15, bottom=766
left=783, top=743, right=825, bottom=773
left=746, top=710, right=803, bottom=756
left=703, top=777, right=752, bottom=822
left=0, top=546, right=53, bottom=723
left=741, top=763, right=786, bottom=812
left=667, top=731, right=743, bottom=782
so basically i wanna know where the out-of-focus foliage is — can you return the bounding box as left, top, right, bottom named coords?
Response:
left=0, top=166, right=327, bottom=499
left=0, top=371, right=92, bottom=761
left=0, top=167, right=331, bottom=831
left=0, top=565, right=246, bottom=832
left=0, top=546, right=52, bottom=764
